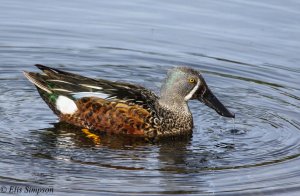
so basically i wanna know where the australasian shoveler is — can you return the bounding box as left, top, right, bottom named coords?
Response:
left=24, top=64, right=234, bottom=141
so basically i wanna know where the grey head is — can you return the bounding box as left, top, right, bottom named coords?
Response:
left=159, top=67, right=235, bottom=118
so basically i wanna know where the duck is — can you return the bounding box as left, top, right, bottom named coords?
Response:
left=24, top=64, right=234, bottom=141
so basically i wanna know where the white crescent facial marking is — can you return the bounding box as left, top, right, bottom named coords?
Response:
left=184, top=79, right=200, bottom=101
left=56, top=96, right=78, bottom=114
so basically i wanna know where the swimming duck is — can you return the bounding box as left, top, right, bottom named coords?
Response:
left=24, top=64, right=234, bottom=141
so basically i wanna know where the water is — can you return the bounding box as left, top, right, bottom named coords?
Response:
left=1, top=0, right=300, bottom=195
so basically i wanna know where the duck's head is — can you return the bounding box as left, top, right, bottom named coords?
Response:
left=160, top=67, right=235, bottom=118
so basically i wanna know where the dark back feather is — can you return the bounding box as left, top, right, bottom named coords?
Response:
left=34, top=64, right=158, bottom=110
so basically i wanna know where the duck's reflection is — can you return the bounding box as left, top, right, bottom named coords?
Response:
left=31, top=122, right=236, bottom=193
left=34, top=122, right=230, bottom=171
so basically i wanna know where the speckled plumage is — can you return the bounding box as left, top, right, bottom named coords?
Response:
left=24, top=64, right=234, bottom=141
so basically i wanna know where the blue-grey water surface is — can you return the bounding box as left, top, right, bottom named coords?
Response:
left=1, top=0, right=300, bottom=195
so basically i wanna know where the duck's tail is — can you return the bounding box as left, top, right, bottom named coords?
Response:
left=23, top=64, right=82, bottom=115
left=23, top=71, right=61, bottom=115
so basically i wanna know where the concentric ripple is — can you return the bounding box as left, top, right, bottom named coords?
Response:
left=1, top=46, right=300, bottom=195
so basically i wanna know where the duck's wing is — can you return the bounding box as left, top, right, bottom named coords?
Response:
left=24, top=64, right=158, bottom=113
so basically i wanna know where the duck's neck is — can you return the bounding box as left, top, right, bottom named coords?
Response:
left=156, top=96, right=193, bottom=138
left=158, top=96, right=191, bottom=115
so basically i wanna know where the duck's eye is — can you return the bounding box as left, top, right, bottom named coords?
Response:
left=188, top=78, right=196, bottom=83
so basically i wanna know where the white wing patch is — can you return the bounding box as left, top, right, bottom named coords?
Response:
left=72, top=92, right=110, bottom=99
left=56, top=96, right=78, bottom=114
